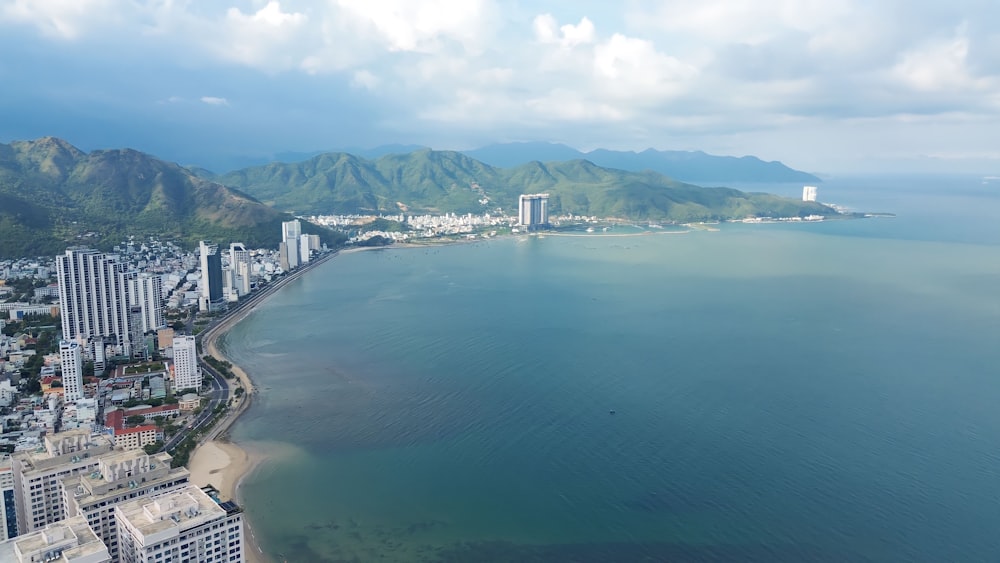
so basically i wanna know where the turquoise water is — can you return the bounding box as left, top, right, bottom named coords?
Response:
left=223, top=175, right=1000, bottom=562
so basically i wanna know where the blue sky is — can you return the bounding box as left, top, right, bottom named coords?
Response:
left=1, top=0, right=998, bottom=174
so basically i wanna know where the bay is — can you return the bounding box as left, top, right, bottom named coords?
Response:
left=222, top=175, right=1000, bottom=562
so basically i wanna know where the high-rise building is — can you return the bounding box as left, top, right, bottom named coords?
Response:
left=61, top=451, right=189, bottom=561
left=57, top=248, right=132, bottom=355
left=282, top=220, right=301, bottom=269
left=11, top=430, right=114, bottom=535
left=125, top=273, right=164, bottom=334
left=518, top=194, right=550, bottom=230
left=172, top=336, right=199, bottom=392
left=802, top=185, right=818, bottom=202
left=299, top=234, right=312, bottom=264
left=0, top=514, right=111, bottom=563
left=0, top=458, right=16, bottom=541
left=59, top=340, right=84, bottom=403
left=115, top=484, right=245, bottom=563
left=229, top=243, right=251, bottom=297
left=199, top=241, right=224, bottom=312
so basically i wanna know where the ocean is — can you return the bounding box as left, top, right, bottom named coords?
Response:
left=220, top=175, right=1000, bottom=562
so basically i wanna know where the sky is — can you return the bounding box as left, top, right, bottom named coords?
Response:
left=1, top=0, right=998, bottom=174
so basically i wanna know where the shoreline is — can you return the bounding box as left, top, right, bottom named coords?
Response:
left=188, top=248, right=346, bottom=563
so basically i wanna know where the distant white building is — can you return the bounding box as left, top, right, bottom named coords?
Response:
left=172, top=336, right=199, bottom=392
left=125, top=273, right=165, bottom=334
left=228, top=243, right=251, bottom=297
left=802, top=185, right=818, bottom=202
left=60, top=340, right=84, bottom=403
left=518, top=194, right=550, bottom=230
left=282, top=220, right=302, bottom=269
left=115, top=484, right=244, bottom=563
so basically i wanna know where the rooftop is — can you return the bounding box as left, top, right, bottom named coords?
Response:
left=0, top=515, right=110, bottom=563
left=115, top=485, right=229, bottom=545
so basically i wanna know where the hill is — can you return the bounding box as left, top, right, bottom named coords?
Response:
left=218, top=149, right=835, bottom=221
left=0, top=137, right=334, bottom=258
left=462, top=142, right=821, bottom=183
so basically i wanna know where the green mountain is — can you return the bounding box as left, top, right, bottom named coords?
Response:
left=218, top=149, right=835, bottom=221
left=0, top=137, right=334, bottom=259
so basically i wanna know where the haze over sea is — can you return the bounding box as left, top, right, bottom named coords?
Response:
left=221, top=175, right=1000, bottom=562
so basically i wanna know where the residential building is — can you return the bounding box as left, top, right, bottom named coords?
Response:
left=125, top=273, right=164, bottom=334
left=11, top=430, right=114, bottom=535
left=299, top=234, right=311, bottom=264
left=518, top=194, right=550, bottom=229
left=56, top=249, right=132, bottom=356
left=0, top=514, right=111, bottom=563
left=803, top=185, right=818, bottom=202
left=62, top=451, right=189, bottom=560
left=172, top=336, right=199, bottom=393
left=60, top=340, right=84, bottom=403
left=1, top=457, right=16, bottom=541
left=228, top=243, right=251, bottom=298
left=115, top=484, right=244, bottom=563
left=281, top=220, right=301, bottom=269
left=198, top=241, right=224, bottom=313
left=103, top=411, right=160, bottom=452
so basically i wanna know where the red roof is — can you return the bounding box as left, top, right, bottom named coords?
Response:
left=105, top=409, right=125, bottom=430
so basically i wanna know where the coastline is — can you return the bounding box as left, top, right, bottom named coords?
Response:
left=187, top=248, right=347, bottom=563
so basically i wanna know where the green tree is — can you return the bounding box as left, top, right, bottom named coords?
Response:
left=126, top=415, right=146, bottom=426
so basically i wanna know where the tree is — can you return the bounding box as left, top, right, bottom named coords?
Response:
left=143, top=441, right=164, bottom=455
left=126, top=414, right=146, bottom=426
left=234, top=387, right=244, bottom=397
left=153, top=415, right=166, bottom=427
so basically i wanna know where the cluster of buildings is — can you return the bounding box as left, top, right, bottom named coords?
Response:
left=0, top=429, right=245, bottom=561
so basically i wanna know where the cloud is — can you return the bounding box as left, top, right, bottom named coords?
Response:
left=200, top=96, right=229, bottom=106
left=350, top=69, right=379, bottom=90
left=0, top=0, right=115, bottom=39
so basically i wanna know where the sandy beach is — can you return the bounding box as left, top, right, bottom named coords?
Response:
left=187, top=249, right=345, bottom=563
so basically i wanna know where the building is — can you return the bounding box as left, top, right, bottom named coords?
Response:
left=125, top=273, right=164, bottom=334
left=228, top=243, right=251, bottom=298
left=62, top=451, right=189, bottom=560
left=0, top=514, right=111, bottom=563
left=802, top=185, right=818, bottom=202
left=0, top=457, right=16, bottom=541
left=299, top=234, right=312, bottom=264
left=199, top=241, right=224, bottom=313
left=177, top=394, right=200, bottom=411
left=11, top=430, right=114, bottom=535
left=172, top=336, right=199, bottom=393
left=115, top=484, right=244, bottom=563
left=518, top=194, right=550, bottom=230
left=60, top=340, right=84, bottom=403
left=103, top=412, right=160, bottom=452
left=56, top=249, right=132, bottom=356
left=282, top=220, right=301, bottom=269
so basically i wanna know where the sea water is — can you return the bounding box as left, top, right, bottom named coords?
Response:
left=221, top=175, right=1000, bottom=562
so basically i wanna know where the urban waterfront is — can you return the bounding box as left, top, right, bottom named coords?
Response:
left=221, top=176, right=1000, bottom=562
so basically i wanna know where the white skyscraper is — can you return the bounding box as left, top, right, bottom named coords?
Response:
left=0, top=459, right=16, bottom=540
left=115, top=484, right=245, bottom=563
left=802, top=185, right=818, bottom=202
left=126, top=273, right=164, bottom=333
left=57, top=248, right=132, bottom=355
left=518, top=194, right=550, bottom=230
left=60, top=340, right=84, bottom=402
left=229, top=243, right=251, bottom=297
left=299, top=234, right=312, bottom=264
left=282, top=220, right=301, bottom=269
left=172, top=336, right=200, bottom=392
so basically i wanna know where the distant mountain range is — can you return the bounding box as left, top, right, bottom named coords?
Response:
left=460, top=142, right=821, bottom=183
left=217, top=148, right=833, bottom=221
left=0, top=137, right=332, bottom=259
left=0, top=137, right=833, bottom=259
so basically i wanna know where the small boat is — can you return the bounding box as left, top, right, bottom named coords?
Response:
left=609, top=409, right=616, bottom=415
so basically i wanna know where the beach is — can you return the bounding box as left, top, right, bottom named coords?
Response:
left=187, top=249, right=348, bottom=563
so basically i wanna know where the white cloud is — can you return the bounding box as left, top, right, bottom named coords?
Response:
left=350, top=69, right=379, bottom=90
left=200, top=96, right=229, bottom=106
left=893, top=33, right=974, bottom=92
left=336, top=0, right=494, bottom=53
left=0, top=0, right=115, bottom=39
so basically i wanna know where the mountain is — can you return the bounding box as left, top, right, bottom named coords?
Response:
left=0, top=137, right=335, bottom=259
left=218, top=149, right=835, bottom=222
left=462, top=143, right=821, bottom=183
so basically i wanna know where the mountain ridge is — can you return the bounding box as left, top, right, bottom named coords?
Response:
left=0, top=137, right=334, bottom=259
